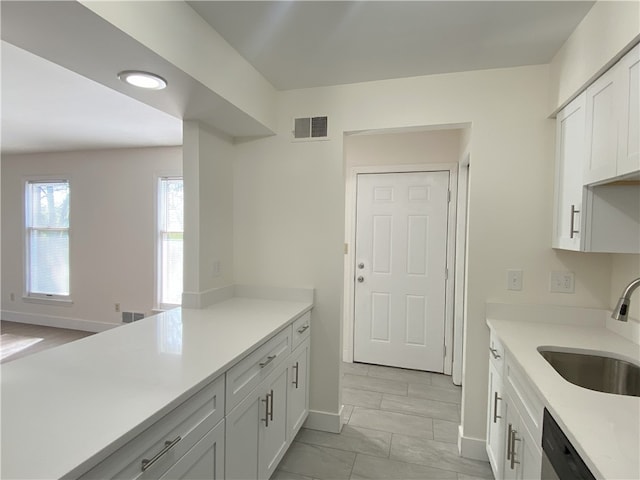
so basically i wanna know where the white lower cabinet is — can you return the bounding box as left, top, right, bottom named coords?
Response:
left=502, top=398, right=541, bottom=480
left=159, top=419, right=225, bottom=480
left=487, top=329, right=542, bottom=480
left=486, top=361, right=505, bottom=478
left=288, top=337, right=310, bottom=440
left=227, top=317, right=311, bottom=480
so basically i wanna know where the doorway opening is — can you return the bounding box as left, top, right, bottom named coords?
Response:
left=342, top=125, right=471, bottom=381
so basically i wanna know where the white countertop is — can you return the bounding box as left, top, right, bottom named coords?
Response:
left=487, top=307, right=640, bottom=480
left=1, top=297, right=312, bottom=480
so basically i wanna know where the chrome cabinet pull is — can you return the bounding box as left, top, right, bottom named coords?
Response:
left=259, top=355, right=276, bottom=368
left=506, top=424, right=513, bottom=460
left=358, top=262, right=365, bottom=269
left=292, top=361, right=300, bottom=388
left=493, top=392, right=502, bottom=423
left=570, top=204, right=580, bottom=238
left=489, top=347, right=501, bottom=359
left=297, top=324, right=309, bottom=334
left=141, top=436, right=181, bottom=472
left=262, top=393, right=270, bottom=427
left=510, top=429, right=521, bottom=470
left=269, top=389, right=274, bottom=421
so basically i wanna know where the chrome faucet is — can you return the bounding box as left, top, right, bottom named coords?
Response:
left=612, top=277, right=640, bottom=322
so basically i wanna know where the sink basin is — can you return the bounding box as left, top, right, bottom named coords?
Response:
left=538, top=348, right=640, bottom=397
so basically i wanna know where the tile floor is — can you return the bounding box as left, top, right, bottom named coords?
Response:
left=275, top=362, right=494, bottom=480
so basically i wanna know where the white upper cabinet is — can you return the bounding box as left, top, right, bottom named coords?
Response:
left=584, top=43, right=640, bottom=184
left=553, top=43, right=640, bottom=254
left=618, top=43, right=640, bottom=177
left=553, top=93, right=586, bottom=250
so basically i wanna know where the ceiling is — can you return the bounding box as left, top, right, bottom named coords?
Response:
left=1, top=0, right=595, bottom=154
left=190, top=1, right=595, bottom=90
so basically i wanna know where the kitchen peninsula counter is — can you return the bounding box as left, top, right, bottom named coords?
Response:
left=1, top=294, right=313, bottom=479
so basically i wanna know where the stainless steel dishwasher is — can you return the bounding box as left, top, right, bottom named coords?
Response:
left=541, top=409, right=595, bottom=480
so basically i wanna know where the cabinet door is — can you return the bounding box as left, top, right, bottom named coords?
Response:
left=584, top=67, right=619, bottom=184
left=288, top=338, right=310, bottom=440
left=503, top=400, right=541, bottom=480
left=259, top=362, right=289, bottom=479
left=618, top=44, right=640, bottom=177
left=159, top=420, right=224, bottom=480
left=486, top=362, right=505, bottom=479
left=553, top=93, right=586, bottom=250
left=226, top=390, right=261, bottom=480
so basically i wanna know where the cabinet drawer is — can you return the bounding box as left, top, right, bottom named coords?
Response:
left=292, top=311, right=311, bottom=350
left=488, top=331, right=505, bottom=373
left=79, top=374, right=225, bottom=480
left=226, top=326, right=291, bottom=413
left=505, top=358, right=544, bottom=444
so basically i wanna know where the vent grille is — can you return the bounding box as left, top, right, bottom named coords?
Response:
left=293, top=116, right=328, bottom=140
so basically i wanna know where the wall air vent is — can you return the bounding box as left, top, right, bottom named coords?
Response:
left=293, top=116, right=328, bottom=141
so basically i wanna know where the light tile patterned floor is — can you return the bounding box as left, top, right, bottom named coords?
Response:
left=276, top=362, right=494, bottom=480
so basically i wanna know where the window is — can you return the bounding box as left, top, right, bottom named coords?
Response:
left=25, top=180, right=70, bottom=298
left=158, top=177, right=184, bottom=307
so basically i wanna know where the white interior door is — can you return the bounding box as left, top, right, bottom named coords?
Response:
left=353, top=171, right=449, bottom=372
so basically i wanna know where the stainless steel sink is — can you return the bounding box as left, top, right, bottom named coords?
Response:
left=538, top=348, right=640, bottom=397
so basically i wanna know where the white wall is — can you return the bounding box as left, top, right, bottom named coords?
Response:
left=182, top=122, right=235, bottom=307
left=1, top=147, right=182, bottom=330
left=232, top=64, right=614, bottom=446
left=549, top=0, right=640, bottom=112
left=344, top=129, right=463, bottom=168
left=610, top=254, right=640, bottom=321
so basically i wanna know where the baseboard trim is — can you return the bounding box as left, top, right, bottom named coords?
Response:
left=458, top=425, right=489, bottom=461
left=1, top=310, right=117, bottom=333
left=303, top=409, right=342, bottom=433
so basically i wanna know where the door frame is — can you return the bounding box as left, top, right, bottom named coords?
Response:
left=343, top=163, right=458, bottom=375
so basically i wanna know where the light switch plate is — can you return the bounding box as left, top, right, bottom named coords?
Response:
left=507, top=269, right=523, bottom=291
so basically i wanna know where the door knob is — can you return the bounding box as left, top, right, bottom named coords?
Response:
left=358, top=262, right=365, bottom=269
left=357, top=276, right=364, bottom=283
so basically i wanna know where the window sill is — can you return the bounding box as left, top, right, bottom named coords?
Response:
left=22, top=296, right=73, bottom=306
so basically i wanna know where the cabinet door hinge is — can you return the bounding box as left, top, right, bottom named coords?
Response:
left=444, top=345, right=447, bottom=357
left=448, top=190, right=451, bottom=203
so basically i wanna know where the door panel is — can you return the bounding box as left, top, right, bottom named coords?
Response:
left=354, top=171, right=449, bottom=372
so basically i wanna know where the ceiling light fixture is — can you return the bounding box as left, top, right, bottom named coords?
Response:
left=117, top=70, right=167, bottom=90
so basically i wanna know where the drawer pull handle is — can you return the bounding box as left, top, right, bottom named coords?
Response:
left=570, top=204, right=580, bottom=238
left=262, top=394, right=270, bottom=427
left=292, top=361, right=299, bottom=388
left=510, top=429, right=521, bottom=470
left=141, top=436, right=181, bottom=472
left=269, top=389, right=274, bottom=421
left=260, top=355, right=276, bottom=368
left=506, top=424, right=513, bottom=460
left=297, top=324, right=310, bottom=334
left=493, top=392, right=502, bottom=423
left=489, top=347, right=501, bottom=360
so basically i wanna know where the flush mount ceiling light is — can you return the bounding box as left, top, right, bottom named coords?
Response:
left=117, top=70, right=167, bottom=90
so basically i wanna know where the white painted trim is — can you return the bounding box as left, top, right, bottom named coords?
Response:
left=1, top=310, right=117, bottom=333
left=453, top=159, right=470, bottom=385
left=458, top=424, right=489, bottom=461
left=342, top=162, right=458, bottom=378
left=182, top=285, right=235, bottom=308
left=303, top=409, right=342, bottom=433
